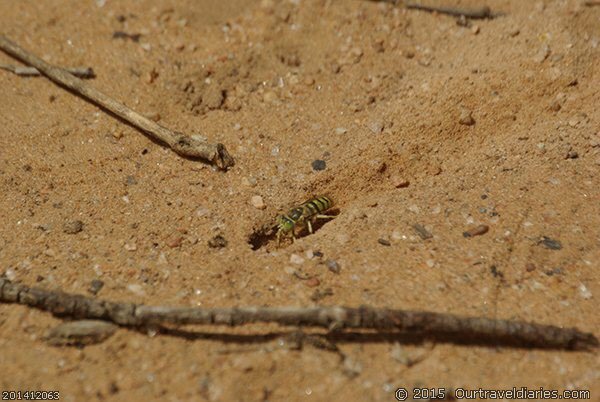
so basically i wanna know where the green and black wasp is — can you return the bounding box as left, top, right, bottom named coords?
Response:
left=276, top=196, right=336, bottom=245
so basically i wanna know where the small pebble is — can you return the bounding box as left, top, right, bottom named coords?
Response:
left=565, top=150, right=579, bottom=159
left=5, top=268, right=16, bottom=281
left=124, top=242, right=137, bottom=251
left=88, top=279, right=104, bottom=295
left=326, top=259, right=341, bottom=274
left=463, top=224, right=489, bottom=238
left=342, top=357, right=363, bottom=378
left=305, top=277, right=320, bottom=288
left=578, top=283, right=592, bottom=300
left=391, top=176, right=410, bottom=188
left=367, top=120, right=383, bottom=134
left=44, top=320, right=118, bottom=346
left=532, top=44, right=551, bottom=63
left=125, top=175, right=137, bottom=185
left=545, top=267, right=564, bottom=276
left=44, top=248, right=57, bottom=257
left=208, top=235, right=227, bottom=248
left=378, top=238, right=391, bottom=246
left=412, top=224, right=433, bottom=240
left=263, top=91, right=278, bottom=104
left=174, top=41, right=185, bottom=51
left=402, top=49, right=415, bottom=59
left=242, top=177, right=257, bottom=187
left=408, top=205, right=420, bottom=214
left=196, top=207, right=210, bottom=217
left=539, top=236, right=562, bottom=250
left=490, top=265, right=504, bottom=278
left=63, top=220, right=84, bottom=234
left=127, top=283, right=145, bottom=296
left=311, top=159, right=327, bottom=171
left=459, top=109, right=475, bottom=126
left=335, top=127, right=348, bottom=135
left=92, top=264, right=103, bottom=276
left=204, top=85, right=225, bottom=109
left=166, top=234, right=184, bottom=248
left=336, top=233, right=349, bottom=244
left=549, top=100, right=561, bottom=112
left=290, top=254, right=304, bottom=265
left=146, top=112, right=161, bottom=122
left=251, top=195, right=266, bottom=209
left=525, top=263, right=536, bottom=272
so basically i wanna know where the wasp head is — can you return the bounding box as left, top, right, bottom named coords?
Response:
left=276, top=214, right=295, bottom=233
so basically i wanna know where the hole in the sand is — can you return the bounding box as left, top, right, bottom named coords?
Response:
left=247, top=209, right=339, bottom=251
left=248, top=224, right=277, bottom=251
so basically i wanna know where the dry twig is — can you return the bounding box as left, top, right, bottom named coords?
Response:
left=0, top=278, right=597, bottom=350
left=369, top=1, right=501, bottom=19
left=0, top=64, right=95, bottom=78
left=0, top=35, right=234, bottom=169
left=405, top=2, right=495, bottom=19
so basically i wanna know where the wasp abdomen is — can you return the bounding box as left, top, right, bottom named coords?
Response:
left=301, top=196, right=333, bottom=217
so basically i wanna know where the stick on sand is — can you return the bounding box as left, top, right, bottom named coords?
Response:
left=0, top=64, right=96, bottom=78
left=0, top=278, right=597, bottom=350
left=0, top=35, right=234, bottom=169
left=368, top=1, right=502, bottom=19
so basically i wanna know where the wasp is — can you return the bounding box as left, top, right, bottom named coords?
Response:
left=276, top=196, right=336, bottom=245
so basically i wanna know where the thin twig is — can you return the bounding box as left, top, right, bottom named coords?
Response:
left=583, top=1, right=600, bottom=7
left=0, top=35, right=234, bottom=169
left=0, top=64, right=96, bottom=78
left=405, top=2, right=495, bottom=19
left=369, top=1, right=501, bottom=19
left=0, top=278, right=597, bottom=350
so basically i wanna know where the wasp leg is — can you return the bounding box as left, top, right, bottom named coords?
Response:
left=307, top=220, right=313, bottom=234
left=315, top=214, right=336, bottom=219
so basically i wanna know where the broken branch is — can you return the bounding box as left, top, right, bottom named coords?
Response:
left=404, top=2, right=495, bottom=19
left=0, top=278, right=596, bottom=350
left=368, top=1, right=501, bottom=19
left=0, top=64, right=95, bottom=78
left=0, top=35, right=234, bottom=169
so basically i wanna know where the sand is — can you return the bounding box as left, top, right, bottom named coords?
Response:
left=0, top=0, right=598, bottom=401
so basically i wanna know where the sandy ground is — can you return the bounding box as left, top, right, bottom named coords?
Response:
left=1, top=0, right=599, bottom=401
